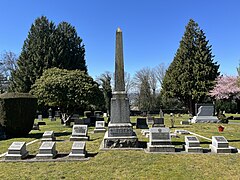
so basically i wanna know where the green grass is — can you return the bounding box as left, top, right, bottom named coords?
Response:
left=0, top=115, right=240, bottom=179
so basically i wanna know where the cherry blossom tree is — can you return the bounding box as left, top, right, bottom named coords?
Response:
left=209, top=75, right=240, bottom=99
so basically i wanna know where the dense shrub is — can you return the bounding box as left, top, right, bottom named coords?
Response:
left=0, top=93, right=37, bottom=136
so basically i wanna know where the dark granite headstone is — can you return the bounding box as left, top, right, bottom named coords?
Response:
left=136, top=118, right=148, bottom=129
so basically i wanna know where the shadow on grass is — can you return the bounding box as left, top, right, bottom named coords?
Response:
left=228, top=139, right=240, bottom=143
left=138, top=141, right=147, bottom=148
left=200, top=141, right=211, bottom=145
left=172, top=141, right=185, bottom=146
left=55, top=132, right=71, bottom=137
left=86, top=152, right=98, bottom=158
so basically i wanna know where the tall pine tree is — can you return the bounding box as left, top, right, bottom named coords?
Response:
left=161, top=19, right=219, bottom=115
left=10, top=16, right=87, bottom=92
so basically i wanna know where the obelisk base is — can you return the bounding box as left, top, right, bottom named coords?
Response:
left=103, top=122, right=138, bottom=148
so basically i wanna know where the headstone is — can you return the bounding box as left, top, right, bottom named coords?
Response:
left=5, top=142, right=29, bottom=160
left=69, top=141, right=86, bottom=159
left=147, top=116, right=154, bottom=125
left=184, top=136, right=203, bottom=153
left=55, top=111, right=60, bottom=117
left=70, top=114, right=80, bottom=122
left=70, top=125, right=88, bottom=141
left=180, top=120, right=190, bottom=125
left=192, top=104, right=219, bottom=123
left=94, top=121, right=106, bottom=133
left=42, top=131, right=56, bottom=141
left=152, top=118, right=165, bottom=127
left=82, top=118, right=91, bottom=125
left=74, top=118, right=85, bottom=125
left=210, top=136, right=231, bottom=153
left=103, top=28, right=138, bottom=148
left=48, top=108, right=53, bottom=119
left=136, top=118, right=148, bottom=129
left=32, top=123, right=40, bottom=130
left=36, top=141, right=57, bottom=159
left=174, top=129, right=190, bottom=134
left=159, top=109, right=164, bottom=118
left=147, top=127, right=175, bottom=152
left=38, top=115, right=43, bottom=120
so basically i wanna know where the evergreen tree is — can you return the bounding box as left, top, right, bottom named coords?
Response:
left=161, top=19, right=219, bottom=115
left=10, top=16, right=87, bottom=92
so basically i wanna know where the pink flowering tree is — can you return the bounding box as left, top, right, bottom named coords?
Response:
left=209, top=75, right=240, bottom=113
left=209, top=76, right=240, bottom=100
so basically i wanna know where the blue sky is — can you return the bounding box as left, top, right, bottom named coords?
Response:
left=0, top=0, right=240, bottom=78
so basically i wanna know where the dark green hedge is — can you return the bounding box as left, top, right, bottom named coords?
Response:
left=0, top=93, right=37, bottom=136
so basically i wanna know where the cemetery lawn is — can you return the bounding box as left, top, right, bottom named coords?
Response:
left=0, top=115, right=240, bottom=179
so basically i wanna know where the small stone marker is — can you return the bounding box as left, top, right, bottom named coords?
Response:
left=136, top=118, right=148, bottom=129
left=70, top=125, right=88, bottom=141
left=38, top=114, right=43, bottom=120
left=36, top=141, right=58, bottom=159
left=5, top=142, right=29, bottom=160
left=210, top=136, right=231, bottom=153
left=174, top=129, right=190, bottom=134
left=94, top=121, right=106, bottom=133
left=42, top=131, right=56, bottom=141
left=184, top=136, right=203, bottom=153
left=147, top=127, right=175, bottom=152
left=147, top=116, right=154, bottom=125
left=69, top=141, right=86, bottom=159
left=180, top=120, right=190, bottom=125
left=152, top=118, right=165, bottom=127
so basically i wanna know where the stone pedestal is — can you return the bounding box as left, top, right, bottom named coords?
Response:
left=184, top=136, right=203, bottom=153
left=94, top=121, right=106, bottom=133
left=42, top=131, right=56, bottom=141
left=210, top=136, right=232, bottom=153
left=36, top=142, right=57, bottom=159
left=147, top=127, right=175, bottom=152
left=5, top=142, right=29, bottom=160
left=69, top=142, right=86, bottom=158
left=70, top=125, right=89, bottom=141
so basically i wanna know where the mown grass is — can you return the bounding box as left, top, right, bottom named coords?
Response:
left=0, top=114, right=239, bottom=179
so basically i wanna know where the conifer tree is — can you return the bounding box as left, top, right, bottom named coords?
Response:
left=10, top=16, right=87, bottom=92
left=161, top=19, right=219, bottom=115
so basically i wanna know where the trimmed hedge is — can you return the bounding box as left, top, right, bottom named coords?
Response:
left=0, top=93, right=37, bottom=136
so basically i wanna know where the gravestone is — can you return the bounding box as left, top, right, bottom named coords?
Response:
left=70, top=114, right=80, bottom=122
left=94, top=121, right=106, bottom=133
left=82, top=117, right=91, bottom=125
left=192, top=105, right=219, bottom=123
left=180, top=120, right=190, bottom=125
left=210, top=136, right=231, bottom=153
left=38, top=115, right=43, bottom=121
left=5, top=142, right=29, bottom=160
left=152, top=118, right=165, bottom=127
left=103, top=28, right=138, bottom=148
left=147, top=116, right=154, bottom=125
left=74, top=118, right=85, bottom=125
left=36, top=141, right=57, bottom=159
left=42, top=131, right=56, bottom=141
left=136, top=118, right=148, bottom=129
left=184, top=136, right=203, bottom=153
left=69, top=141, right=86, bottom=159
left=147, top=127, right=175, bottom=152
left=70, top=125, right=88, bottom=141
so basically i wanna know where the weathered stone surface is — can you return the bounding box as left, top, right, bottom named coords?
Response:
left=36, top=142, right=57, bottom=159
left=103, top=27, right=138, bottom=148
left=184, top=136, right=203, bottom=153
left=70, top=125, right=88, bottom=141
left=5, top=142, right=29, bottom=160
left=152, top=118, right=165, bottom=127
left=210, top=136, right=231, bottom=153
left=192, top=105, right=219, bottom=123
left=42, top=131, right=56, bottom=141
left=94, top=121, right=106, bottom=133
left=69, top=141, right=86, bottom=158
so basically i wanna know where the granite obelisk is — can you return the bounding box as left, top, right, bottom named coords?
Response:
left=103, top=28, right=138, bottom=148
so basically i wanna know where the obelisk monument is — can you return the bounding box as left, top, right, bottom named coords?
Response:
left=103, top=28, right=138, bottom=148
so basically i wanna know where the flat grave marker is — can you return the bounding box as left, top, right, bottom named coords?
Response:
left=5, top=142, right=29, bottom=160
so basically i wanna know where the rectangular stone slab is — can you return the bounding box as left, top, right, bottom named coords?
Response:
left=72, top=125, right=88, bottom=136
left=212, top=136, right=229, bottom=148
